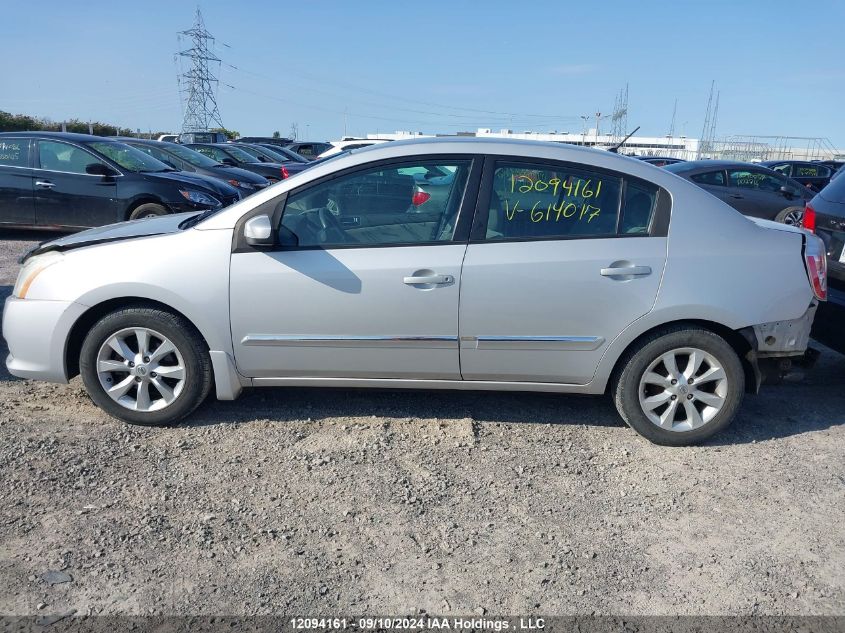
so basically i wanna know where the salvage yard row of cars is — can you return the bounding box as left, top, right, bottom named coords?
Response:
left=0, top=135, right=836, bottom=446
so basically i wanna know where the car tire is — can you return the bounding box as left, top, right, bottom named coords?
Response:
left=128, top=203, right=170, bottom=221
left=612, top=326, right=745, bottom=446
left=774, top=206, right=804, bottom=226
left=79, top=306, right=212, bottom=426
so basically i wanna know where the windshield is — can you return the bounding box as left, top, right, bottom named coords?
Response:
left=163, top=143, right=222, bottom=168
left=89, top=142, right=172, bottom=172
left=235, top=145, right=272, bottom=161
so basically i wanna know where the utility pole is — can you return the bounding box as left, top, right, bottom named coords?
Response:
left=177, top=8, right=224, bottom=133
left=668, top=98, right=677, bottom=138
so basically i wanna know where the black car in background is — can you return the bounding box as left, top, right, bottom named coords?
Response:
left=0, top=132, right=238, bottom=229
left=227, top=143, right=311, bottom=178
left=636, top=156, right=686, bottom=166
left=665, top=160, right=813, bottom=225
left=805, top=175, right=845, bottom=353
left=237, top=136, right=293, bottom=146
left=116, top=138, right=270, bottom=197
left=283, top=141, right=332, bottom=160
left=185, top=143, right=288, bottom=183
left=761, top=160, right=834, bottom=192
left=252, top=144, right=310, bottom=164
left=813, top=159, right=844, bottom=174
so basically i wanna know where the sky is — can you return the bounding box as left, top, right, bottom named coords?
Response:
left=2, top=0, right=844, bottom=146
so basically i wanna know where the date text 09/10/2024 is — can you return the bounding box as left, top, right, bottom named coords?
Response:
left=290, top=617, right=546, bottom=630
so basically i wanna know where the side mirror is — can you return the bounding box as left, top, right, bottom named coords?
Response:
left=221, top=157, right=237, bottom=166
left=86, top=163, right=118, bottom=177
left=779, top=185, right=795, bottom=198
left=244, top=215, right=275, bottom=247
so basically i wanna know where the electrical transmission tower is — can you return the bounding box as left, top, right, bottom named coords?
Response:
left=177, top=8, right=224, bottom=133
left=609, top=84, right=629, bottom=147
left=698, top=81, right=720, bottom=159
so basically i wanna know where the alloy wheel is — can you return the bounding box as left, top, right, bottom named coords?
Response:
left=95, top=327, right=186, bottom=412
left=782, top=209, right=804, bottom=226
left=638, top=347, right=728, bottom=432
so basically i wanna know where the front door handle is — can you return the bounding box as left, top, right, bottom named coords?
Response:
left=729, top=194, right=743, bottom=199
left=403, top=274, right=453, bottom=285
left=600, top=265, right=652, bottom=277
left=35, top=180, right=55, bottom=189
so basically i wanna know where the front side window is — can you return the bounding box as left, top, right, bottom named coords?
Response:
left=279, top=159, right=471, bottom=248
left=222, top=146, right=257, bottom=163
left=728, top=169, right=784, bottom=192
left=0, top=139, right=29, bottom=167
left=37, top=140, right=106, bottom=174
left=485, top=163, right=622, bottom=240
left=770, top=164, right=791, bottom=176
left=690, top=171, right=726, bottom=186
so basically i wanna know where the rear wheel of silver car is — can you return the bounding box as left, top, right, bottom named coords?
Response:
left=775, top=206, right=804, bottom=226
left=613, top=327, right=744, bottom=446
left=128, top=203, right=169, bottom=221
left=80, top=307, right=212, bottom=426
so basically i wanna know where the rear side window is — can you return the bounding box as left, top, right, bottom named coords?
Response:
left=728, top=169, right=783, bottom=192
left=795, top=164, right=828, bottom=178
left=0, top=139, right=29, bottom=167
left=485, top=163, right=622, bottom=240
left=691, top=171, right=726, bottom=186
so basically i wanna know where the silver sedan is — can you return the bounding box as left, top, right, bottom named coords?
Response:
left=3, top=138, right=826, bottom=445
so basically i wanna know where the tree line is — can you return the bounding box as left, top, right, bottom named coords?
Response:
left=0, top=111, right=241, bottom=140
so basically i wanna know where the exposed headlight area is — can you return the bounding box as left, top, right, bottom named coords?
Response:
left=227, top=179, right=254, bottom=190
left=13, top=251, right=64, bottom=299
left=179, top=189, right=222, bottom=208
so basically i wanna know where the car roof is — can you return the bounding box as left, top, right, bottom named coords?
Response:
left=0, top=131, right=120, bottom=143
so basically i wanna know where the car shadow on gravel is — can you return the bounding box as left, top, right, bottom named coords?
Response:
left=187, top=387, right=626, bottom=430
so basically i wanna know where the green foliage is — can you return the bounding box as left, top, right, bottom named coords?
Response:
left=0, top=110, right=137, bottom=136
left=272, top=130, right=281, bottom=138
left=210, top=127, right=240, bottom=140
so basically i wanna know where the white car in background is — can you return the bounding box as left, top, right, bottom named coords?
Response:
left=3, top=138, right=825, bottom=445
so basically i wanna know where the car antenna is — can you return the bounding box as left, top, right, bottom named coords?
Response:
left=607, top=126, right=640, bottom=154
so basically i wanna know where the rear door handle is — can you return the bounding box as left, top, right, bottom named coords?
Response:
left=404, top=274, right=453, bottom=285
left=601, top=265, right=652, bottom=277
left=35, top=180, right=55, bottom=189
left=729, top=194, right=743, bottom=199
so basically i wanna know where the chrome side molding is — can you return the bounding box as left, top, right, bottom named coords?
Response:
left=241, top=335, right=458, bottom=349
left=462, top=335, right=605, bottom=351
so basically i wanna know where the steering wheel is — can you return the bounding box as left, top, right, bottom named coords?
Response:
left=317, top=207, right=348, bottom=243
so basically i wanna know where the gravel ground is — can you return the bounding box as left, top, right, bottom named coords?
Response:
left=0, top=230, right=843, bottom=617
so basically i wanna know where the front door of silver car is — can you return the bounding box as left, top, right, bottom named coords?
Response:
left=229, top=157, right=478, bottom=379
left=458, top=158, right=669, bottom=384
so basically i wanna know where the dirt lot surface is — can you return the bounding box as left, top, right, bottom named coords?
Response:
left=0, top=230, right=843, bottom=617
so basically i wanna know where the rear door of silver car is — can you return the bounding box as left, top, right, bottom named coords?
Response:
left=458, top=157, right=670, bottom=384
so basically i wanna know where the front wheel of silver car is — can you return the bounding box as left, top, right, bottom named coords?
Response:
left=612, top=326, right=745, bottom=446
left=80, top=307, right=212, bottom=426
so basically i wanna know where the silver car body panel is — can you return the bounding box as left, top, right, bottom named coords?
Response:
left=4, top=137, right=815, bottom=397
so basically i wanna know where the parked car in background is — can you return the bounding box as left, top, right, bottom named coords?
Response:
left=636, top=156, right=686, bottom=167
left=813, top=159, right=844, bottom=174
left=3, top=138, right=823, bottom=446
left=804, top=174, right=845, bottom=353
left=665, top=160, right=813, bottom=225
left=237, top=136, right=293, bottom=147
left=284, top=141, right=333, bottom=160
left=179, top=131, right=228, bottom=144
left=761, top=160, right=833, bottom=192
left=317, top=139, right=390, bottom=159
left=0, top=132, right=238, bottom=229
left=251, top=143, right=311, bottom=164
left=228, top=144, right=311, bottom=178
left=117, top=138, right=271, bottom=197
left=185, top=143, right=288, bottom=183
